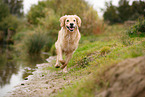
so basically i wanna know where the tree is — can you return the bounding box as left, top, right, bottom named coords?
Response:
left=118, top=0, right=132, bottom=22
left=103, top=2, right=120, bottom=24
left=103, top=0, right=145, bottom=24
left=2, top=0, right=23, bottom=16
left=0, top=0, right=10, bottom=21
left=131, top=1, right=145, bottom=20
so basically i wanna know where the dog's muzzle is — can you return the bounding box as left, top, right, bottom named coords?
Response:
left=66, top=23, right=75, bottom=32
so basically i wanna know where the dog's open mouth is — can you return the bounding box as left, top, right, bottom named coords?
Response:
left=66, top=26, right=75, bottom=32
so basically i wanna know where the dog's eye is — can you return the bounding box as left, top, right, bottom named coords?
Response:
left=73, top=20, right=75, bottom=22
left=67, top=20, right=69, bottom=22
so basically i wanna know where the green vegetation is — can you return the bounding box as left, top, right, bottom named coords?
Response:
left=2, top=0, right=23, bottom=16
left=127, top=18, right=145, bottom=37
left=0, top=15, right=19, bottom=32
left=23, top=32, right=46, bottom=54
left=103, top=0, right=145, bottom=24
left=52, top=24, right=145, bottom=97
left=27, top=0, right=98, bottom=35
left=0, top=0, right=23, bottom=44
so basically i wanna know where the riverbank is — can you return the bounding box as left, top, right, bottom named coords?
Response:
left=6, top=56, right=85, bottom=97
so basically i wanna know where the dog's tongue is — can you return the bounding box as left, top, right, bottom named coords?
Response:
left=69, top=28, right=74, bottom=30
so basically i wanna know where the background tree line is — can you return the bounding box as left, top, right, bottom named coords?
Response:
left=103, top=0, right=145, bottom=24
left=0, top=0, right=23, bottom=43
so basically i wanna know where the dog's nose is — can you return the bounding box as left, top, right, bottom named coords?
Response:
left=70, top=23, right=74, bottom=26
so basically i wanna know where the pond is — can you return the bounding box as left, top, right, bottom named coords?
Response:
left=0, top=45, right=49, bottom=97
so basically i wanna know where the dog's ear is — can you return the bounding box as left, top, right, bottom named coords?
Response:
left=59, top=16, right=67, bottom=27
left=74, top=15, right=81, bottom=27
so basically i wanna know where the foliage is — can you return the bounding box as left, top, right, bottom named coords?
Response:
left=43, top=36, right=55, bottom=52
left=27, top=1, right=46, bottom=24
left=103, top=0, right=145, bottom=24
left=0, top=15, right=19, bottom=33
left=127, top=18, right=145, bottom=37
left=24, top=32, right=46, bottom=54
left=27, top=0, right=98, bottom=35
left=0, top=0, right=10, bottom=21
left=2, top=0, right=23, bottom=16
left=103, top=2, right=120, bottom=24
left=118, top=0, right=132, bottom=22
left=0, top=0, right=23, bottom=44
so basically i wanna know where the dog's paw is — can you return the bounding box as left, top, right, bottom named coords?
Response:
left=55, top=64, right=60, bottom=68
left=59, top=60, right=65, bottom=65
left=60, top=64, right=67, bottom=69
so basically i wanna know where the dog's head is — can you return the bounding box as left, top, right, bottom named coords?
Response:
left=59, top=15, right=81, bottom=32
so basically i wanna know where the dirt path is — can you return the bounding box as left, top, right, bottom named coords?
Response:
left=6, top=56, right=82, bottom=97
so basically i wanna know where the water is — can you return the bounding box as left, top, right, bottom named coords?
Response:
left=0, top=46, right=49, bottom=97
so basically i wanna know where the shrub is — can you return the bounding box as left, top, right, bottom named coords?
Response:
left=24, top=32, right=46, bottom=54
left=127, top=18, right=145, bottom=37
left=43, top=36, right=55, bottom=52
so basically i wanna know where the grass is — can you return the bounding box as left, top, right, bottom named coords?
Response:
left=51, top=24, right=145, bottom=97
left=23, top=32, right=46, bottom=54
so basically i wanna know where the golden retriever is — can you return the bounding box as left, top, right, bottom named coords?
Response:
left=55, top=15, right=81, bottom=73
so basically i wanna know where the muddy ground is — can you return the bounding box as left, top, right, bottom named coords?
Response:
left=6, top=56, right=83, bottom=97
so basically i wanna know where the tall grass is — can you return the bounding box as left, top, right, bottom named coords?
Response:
left=24, top=32, right=46, bottom=54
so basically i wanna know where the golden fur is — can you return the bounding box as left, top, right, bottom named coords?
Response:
left=55, top=15, right=81, bottom=72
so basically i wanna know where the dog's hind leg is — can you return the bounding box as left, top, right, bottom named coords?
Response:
left=61, top=52, right=73, bottom=71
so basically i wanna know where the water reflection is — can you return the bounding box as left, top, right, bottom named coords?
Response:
left=0, top=46, right=48, bottom=96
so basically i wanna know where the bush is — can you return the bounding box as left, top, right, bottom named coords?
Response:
left=24, top=32, right=46, bottom=54
left=43, top=36, right=55, bottom=52
left=127, top=18, right=145, bottom=37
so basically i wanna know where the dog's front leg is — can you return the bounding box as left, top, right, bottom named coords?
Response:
left=61, top=52, right=73, bottom=72
left=55, top=46, right=63, bottom=68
